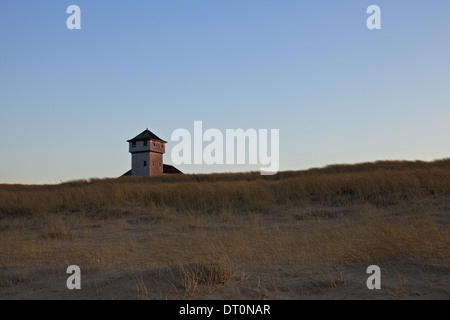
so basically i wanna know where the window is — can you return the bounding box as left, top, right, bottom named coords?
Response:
left=143, top=161, right=147, bottom=167
left=153, top=141, right=156, bottom=146
left=143, top=140, right=147, bottom=146
left=152, top=161, right=155, bottom=166
left=132, top=142, right=136, bottom=148
left=160, top=143, right=163, bottom=148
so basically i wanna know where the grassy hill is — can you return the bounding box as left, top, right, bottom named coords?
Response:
left=0, top=158, right=449, bottom=299
left=1, top=158, right=449, bottom=217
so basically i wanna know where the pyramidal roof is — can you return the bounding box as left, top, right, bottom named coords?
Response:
left=127, top=129, right=167, bottom=143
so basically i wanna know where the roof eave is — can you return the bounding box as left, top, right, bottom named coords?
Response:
left=127, top=138, right=167, bottom=143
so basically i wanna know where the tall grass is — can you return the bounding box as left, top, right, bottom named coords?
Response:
left=0, top=159, right=449, bottom=217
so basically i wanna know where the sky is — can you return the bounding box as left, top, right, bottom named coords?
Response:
left=0, top=0, right=449, bottom=184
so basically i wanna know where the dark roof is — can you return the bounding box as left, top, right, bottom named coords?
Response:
left=127, top=129, right=167, bottom=143
left=121, top=166, right=182, bottom=177
left=121, top=170, right=132, bottom=177
left=163, top=164, right=183, bottom=174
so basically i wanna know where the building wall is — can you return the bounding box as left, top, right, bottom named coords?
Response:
left=129, top=140, right=166, bottom=154
left=129, top=140, right=150, bottom=153
left=149, top=152, right=163, bottom=176
left=149, top=139, right=165, bottom=154
left=131, top=152, right=150, bottom=176
left=130, top=139, right=166, bottom=177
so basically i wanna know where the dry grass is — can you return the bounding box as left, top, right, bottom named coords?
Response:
left=174, top=258, right=236, bottom=297
left=0, top=158, right=448, bottom=217
left=0, top=159, right=449, bottom=299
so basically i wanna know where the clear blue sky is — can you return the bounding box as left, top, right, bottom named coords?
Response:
left=1, top=1, right=449, bottom=184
